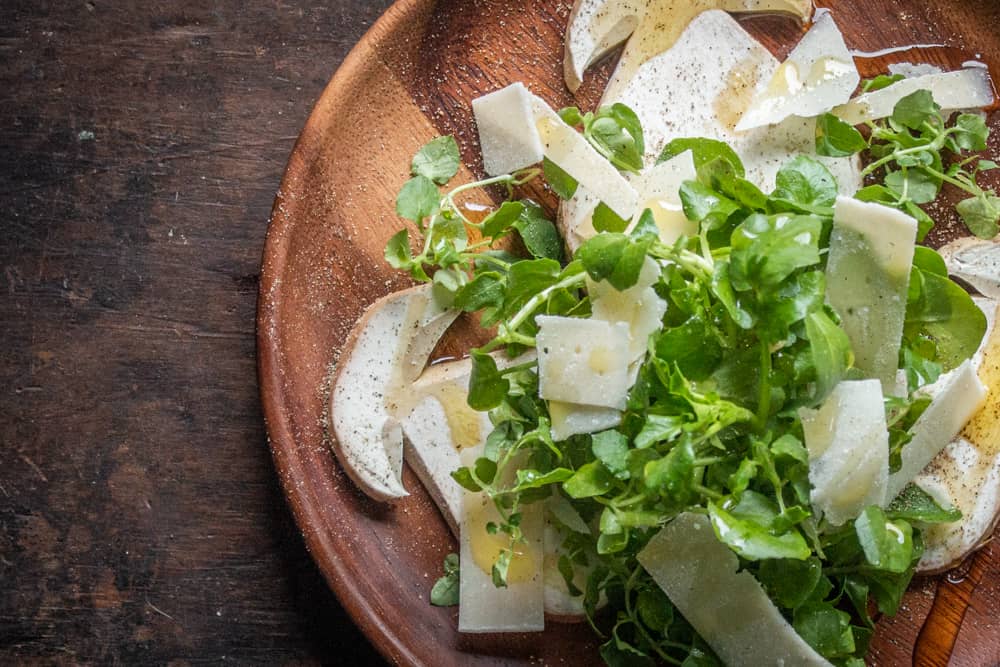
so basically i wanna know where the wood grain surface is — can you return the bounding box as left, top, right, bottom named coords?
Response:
left=1, top=1, right=391, bottom=664
left=257, top=0, right=1000, bottom=666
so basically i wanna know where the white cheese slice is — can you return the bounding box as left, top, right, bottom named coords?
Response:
left=536, top=315, right=632, bottom=409
left=826, top=196, right=917, bottom=393
left=472, top=83, right=545, bottom=176
left=736, top=11, right=859, bottom=131
left=799, top=379, right=889, bottom=526
left=549, top=400, right=623, bottom=440
left=939, top=236, right=1000, bottom=300
left=638, top=513, right=832, bottom=667
left=530, top=96, right=640, bottom=219
left=588, top=257, right=666, bottom=361
left=833, top=68, right=995, bottom=125
left=563, top=151, right=697, bottom=251
left=459, top=451, right=545, bottom=633
left=886, top=360, right=989, bottom=502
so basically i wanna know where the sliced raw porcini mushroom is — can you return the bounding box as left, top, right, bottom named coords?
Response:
left=915, top=299, right=1000, bottom=572
left=638, top=513, right=832, bottom=666
left=938, top=236, right=1000, bottom=300
left=329, top=284, right=458, bottom=501
left=832, top=67, right=996, bottom=125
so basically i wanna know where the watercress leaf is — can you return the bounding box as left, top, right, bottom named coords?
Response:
left=543, top=156, right=579, bottom=199
left=577, top=233, right=651, bottom=290
left=816, top=113, right=867, bottom=157
left=644, top=439, right=695, bottom=501
left=657, top=138, right=745, bottom=177
left=588, top=112, right=644, bottom=173
left=592, top=430, right=631, bottom=480
left=593, top=201, right=630, bottom=233
left=384, top=228, right=413, bottom=270
left=558, top=106, right=585, bottom=127
left=904, top=266, right=987, bottom=370
left=771, top=433, right=809, bottom=464
left=431, top=266, right=465, bottom=308
left=557, top=554, right=583, bottom=597
left=513, top=202, right=563, bottom=261
left=513, top=467, right=574, bottom=491
left=884, top=168, right=940, bottom=204
left=564, top=461, right=615, bottom=498
left=502, top=257, right=562, bottom=318
left=793, top=602, right=856, bottom=658
left=680, top=180, right=740, bottom=228
left=854, top=184, right=897, bottom=204
left=634, top=414, right=685, bottom=449
left=411, top=135, right=461, bottom=184
left=430, top=553, right=460, bottom=606
left=451, top=466, right=481, bottom=492
left=492, top=548, right=512, bottom=588
left=891, top=89, right=939, bottom=130
left=730, top=213, right=823, bottom=290
left=636, top=586, right=673, bottom=633
left=396, top=175, right=440, bottom=222
left=610, top=102, right=645, bottom=157
left=597, top=530, right=630, bottom=555
left=862, top=73, right=905, bottom=92
left=654, top=314, right=723, bottom=380
left=468, top=351, right=509, bottom=411
left=630, top=207, right=660, bottom=239
left=805, top=309, right=853, bottom=401
left=454, top=271, right=504, bottom=312
left=757, top=557, right=822, bottom=609
left=600, top=632, right=655, bottom=667
left=951, top=113, right=989, bottom=152
left=708, top=500, right=811, bottom=560
left=912, top=245, right=947, bottom=277
left=902, top=200, right=935, bottom=241
left=481, top=200, right=525, bottom=238
left=887, top=484, right=962, bottom=523
left=855, top=506, right=914, bottom=573
left=711, top=261, right=754, bottom=329
left=771, top=156, right=838, bottom=212
left=956, top=193, right=1000, bottom=239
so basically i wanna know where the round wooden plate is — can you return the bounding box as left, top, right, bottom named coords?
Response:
left=257, top=1, right=1000, bottom=664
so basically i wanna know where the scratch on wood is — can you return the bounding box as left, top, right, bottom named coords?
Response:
left=18, top=454, right=48, bottom=483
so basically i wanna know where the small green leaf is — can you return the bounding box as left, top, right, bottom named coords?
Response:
left=564, top=461, right=615, bottom=498
left=757, top=557, right=822, bottom=609
left=815, top=113, right=866, bottom=157
left=384, top=228, right=412, bottom=269
left=891, top=89, right=939, bottom=130
left=805, top=309, right=853, bottom=401
left=468, top=351, right=509, bottom=411
left=481, top=200, right=525, bottom=238
left=454, top=271, right=504, bottom=312
left=708, top=500, right=811, bottom=561
left=855, top=506, right=914, bottom=573
left=657, top=137, right=745, bottom=177
left=411, top=135, right=461, bottom=185
left=956, top=193, right=1000, bottom=238
left=887, top=484, right=962, bottom=524
left=396, top=175, right=440, bottom=222
left=771, top=156, right=838, bottom=212
left=793, top=602, right=856, bottom=658
left=430, top=553, right=460, bottom=606
left=592, top=202, right=630, bottom=233
left=862, top=73, right=905, bottom=92
left=592, top=430, right=630, bottom=480
left=543, top=156, right=579, bottom=199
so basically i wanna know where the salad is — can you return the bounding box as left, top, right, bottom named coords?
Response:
left=327, top=4, right=999, bottom=666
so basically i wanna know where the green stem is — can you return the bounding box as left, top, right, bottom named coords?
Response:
left=505, top=272, right=587, bottom=333
left=756, top=340, right=772, bottom=432
left=692, top=483, right=723, bottom=501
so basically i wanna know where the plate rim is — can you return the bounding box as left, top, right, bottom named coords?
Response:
left=256, top=0, right=429, bottom=664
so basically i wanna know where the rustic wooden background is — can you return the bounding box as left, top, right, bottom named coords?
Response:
left=1, top=1, right=392, bottom=663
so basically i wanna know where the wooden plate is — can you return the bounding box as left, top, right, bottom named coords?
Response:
left=257, top=1, right=1000, bottom=664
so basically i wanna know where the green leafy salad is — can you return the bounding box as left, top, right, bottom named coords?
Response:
left=383, top=90, right=992, bottom=666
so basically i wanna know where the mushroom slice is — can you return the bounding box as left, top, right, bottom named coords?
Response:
left=915, top=300, right=1000, bottom=572
left=938, top=236, right=1000, bottom=300
left=329, top=285, right=458, bottom=501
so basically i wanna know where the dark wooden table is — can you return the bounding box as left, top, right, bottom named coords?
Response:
left=1, top=1, right=394, bottom=663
